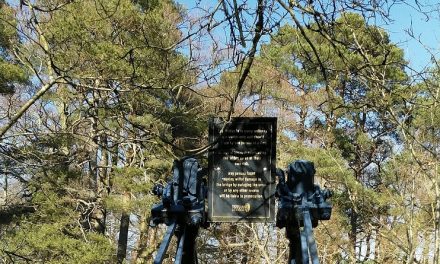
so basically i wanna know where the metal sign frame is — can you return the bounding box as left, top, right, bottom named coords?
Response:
left=208, top=117, right=277, bottom=222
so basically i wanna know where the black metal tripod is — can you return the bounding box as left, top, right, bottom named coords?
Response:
left=150, top=157, right=207, bottom=264
left=286, top=208, right=320, bottom=264
left=275, top=160, right=332, bottom=264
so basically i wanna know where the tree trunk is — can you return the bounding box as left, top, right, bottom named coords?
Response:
left=375, top=226, right=381, bottom=262
left=365, top=233, right=371, bottom=261
left=433, top=182, right=440, bottom=264
left=132, top=212, right=150, bottom=263
left=117, top=204, right=130, bottom=263
left=350, top=211, right=358, bottom=263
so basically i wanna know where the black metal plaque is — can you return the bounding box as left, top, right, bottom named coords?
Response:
left=208, top=117, right=277, bottom=222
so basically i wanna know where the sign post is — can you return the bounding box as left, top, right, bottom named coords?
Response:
left=208, top=117, right=277, bottom=222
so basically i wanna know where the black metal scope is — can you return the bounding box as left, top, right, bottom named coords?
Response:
left=150, top=157, right=208, bottom=264
left=150, top=157, right=207, bottom=227
left=276, top=160, right=332, bottom=228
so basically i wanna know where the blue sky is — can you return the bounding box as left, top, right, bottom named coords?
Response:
left=177, top=0, right=439, bottom=73
left=379, top=1, right=440, bottom=72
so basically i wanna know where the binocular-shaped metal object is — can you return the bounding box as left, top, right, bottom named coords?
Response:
left=150, top=157, right=208, bottom=264
left=150, top=157, right=207, bottom=228
left=276, top=160, right=332, bottom=228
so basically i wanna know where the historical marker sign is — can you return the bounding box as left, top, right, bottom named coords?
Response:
left=208, top=117, right=277, bottom=222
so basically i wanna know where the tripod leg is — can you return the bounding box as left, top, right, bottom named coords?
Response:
left=173, top=224, right=199, bottom=264
left=182, top=225, right=199, bottom=264
left=154, top=221, right=177, bottom=264
left=300, top=227, right=309, bottom=264
left=303, top=209, right=319, bottom=264
left=286, top=225, right=302, bottom=264
left=174, top=227, right=185, bottom=264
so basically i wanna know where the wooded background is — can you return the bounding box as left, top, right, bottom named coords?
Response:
left=0, top=0, right=439, bottom=263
